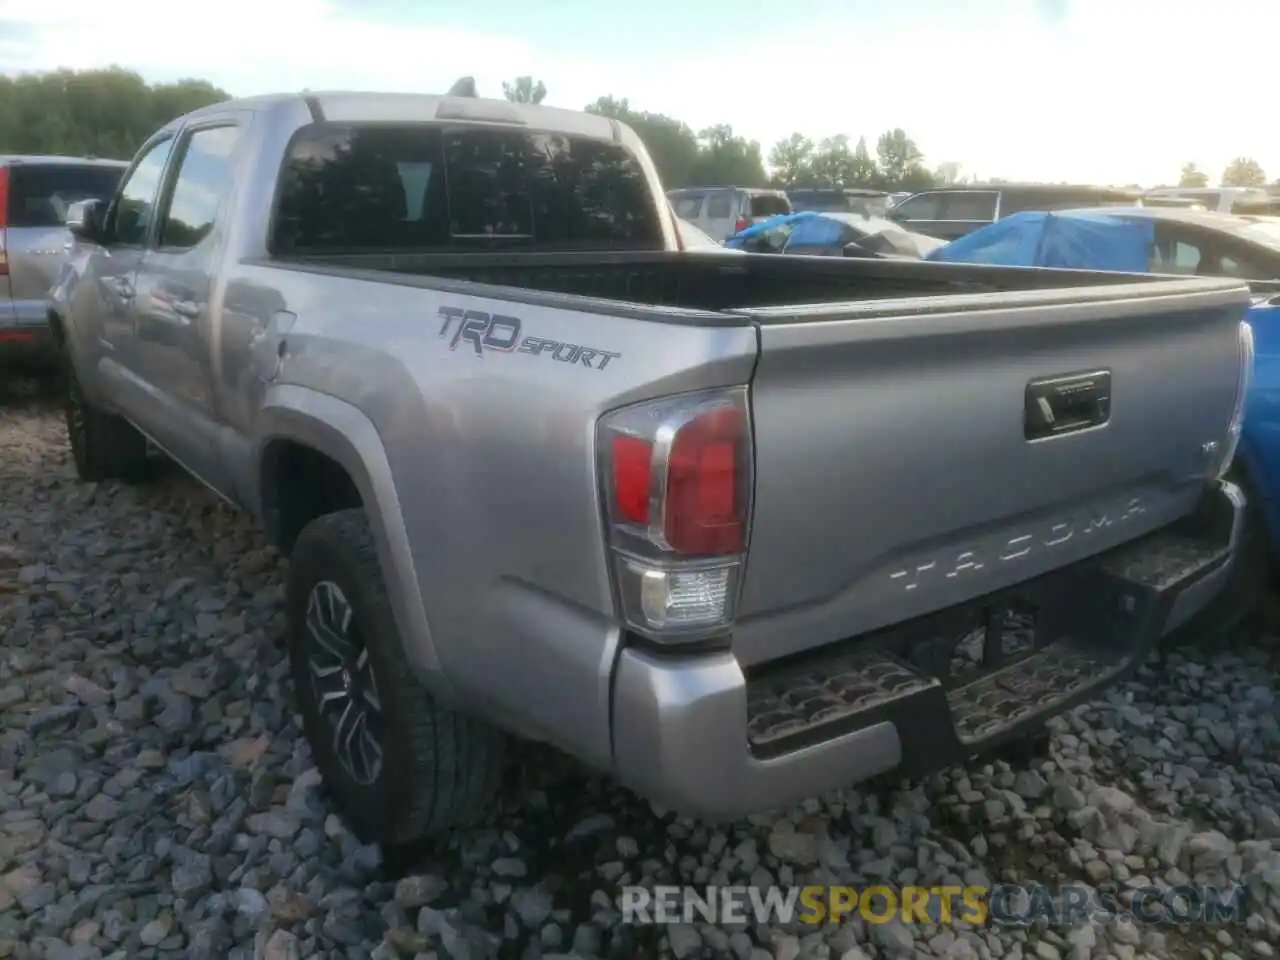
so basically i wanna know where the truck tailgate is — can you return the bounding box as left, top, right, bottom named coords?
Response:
left=731, top=278, right=1249, bottom=666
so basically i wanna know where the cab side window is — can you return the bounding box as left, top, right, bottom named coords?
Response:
left=892, top=193, right=942, bottom=220
left=1149, top=226, right=1208, bottom=274
left=111, top=137, right=175, bottom=246
left=941, top=192, right=997, bottom=221
left=158, top=126, right=242, bottom=250
left=1218, top=245, right=1278, bottom=281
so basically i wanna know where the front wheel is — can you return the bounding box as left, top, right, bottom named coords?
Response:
left=285, top=508, right=506, bottom=846
left=63, top=356, right=150, bottom=483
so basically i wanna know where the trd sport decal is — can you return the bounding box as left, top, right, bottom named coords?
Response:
left=438, top=306, right=621, bottom=370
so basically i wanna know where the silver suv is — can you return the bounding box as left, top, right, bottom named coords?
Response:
left=667, top=186, right=791, bottom=241
left=1, top=156, right=127, bottom=370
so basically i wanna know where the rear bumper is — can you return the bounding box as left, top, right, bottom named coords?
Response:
left=611, top=479, right=1243, bottom=818
left=0, top=301, right=58, bottom=370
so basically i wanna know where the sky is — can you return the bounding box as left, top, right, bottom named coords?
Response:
left=1, top=0, right=1278, bottom=187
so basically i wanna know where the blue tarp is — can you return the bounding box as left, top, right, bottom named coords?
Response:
left=785, top=215, right=849, bottom=248
left=726, top=211, right=817, bottom=248
left=727, top=210, right=938, bottom=256
left=926, top=211, right=1155, bottom=273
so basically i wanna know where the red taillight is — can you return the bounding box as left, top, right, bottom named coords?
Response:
left=608, top=403, right=747, bottom=557
left=664, top=407, right=745, bottom=555
left=599, top=388, right=752, bottom=642
left=612, top=435, right=653, bottom=525
left=734, top=217, right=750, bottom=234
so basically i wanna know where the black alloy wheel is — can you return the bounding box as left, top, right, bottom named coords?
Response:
left=303, top=579, right=385, bottom=786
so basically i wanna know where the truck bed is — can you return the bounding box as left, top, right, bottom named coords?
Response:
left=266, top=249, right=1171, bottom=320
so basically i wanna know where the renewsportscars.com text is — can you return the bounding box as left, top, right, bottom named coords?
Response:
left=619, top=884, right=1249, bottom=927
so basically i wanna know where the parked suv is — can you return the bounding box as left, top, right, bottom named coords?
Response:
left=1, top=155, right=127, bottom=369
left=889, top=184, right=1141, bottom=241
left=667, top=186, right=791, bottom=241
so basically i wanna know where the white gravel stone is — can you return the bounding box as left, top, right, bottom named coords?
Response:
left=2, top=389, right=1279, bottom=959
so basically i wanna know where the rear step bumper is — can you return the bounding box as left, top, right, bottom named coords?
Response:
left=610, top=479, right=1243, bottom=818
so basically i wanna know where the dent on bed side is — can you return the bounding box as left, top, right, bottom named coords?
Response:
left=255, top=385, right=456, bottom=703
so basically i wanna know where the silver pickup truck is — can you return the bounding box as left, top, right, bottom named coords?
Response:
left=50, top=89, right=1252, bottom=847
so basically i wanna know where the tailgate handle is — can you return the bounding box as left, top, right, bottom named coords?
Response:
left=1024, top=370, right=1111, bottom=441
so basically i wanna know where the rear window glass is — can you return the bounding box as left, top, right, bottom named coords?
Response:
left=706, top=193, right=732, bottom=219
left=750, top=194, right=791, bottom=217
left=5, top=163, right=124, bottom=229
left=671, top=194, right=703, bottom=218
left=271, top=123, right=664, bottom=254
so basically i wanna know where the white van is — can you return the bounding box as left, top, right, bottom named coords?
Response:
left=667, top=186, right=792, bottom=242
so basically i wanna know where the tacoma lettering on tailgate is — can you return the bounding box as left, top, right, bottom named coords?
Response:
left=888, top=497, right=1147, bottom=592
left=438, top=306, right=621, bottom=369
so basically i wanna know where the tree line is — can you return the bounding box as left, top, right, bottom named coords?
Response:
left=1177, top=160, right=1270, bottom=189
left=0, top=68, right=228, bottom=160
left=0, top=68, right=1271, bottom=195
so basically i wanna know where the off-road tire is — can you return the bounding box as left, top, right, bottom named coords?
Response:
left=286, top=508, right=506, bottom=846
left=64, top=355, right=150, bottom=483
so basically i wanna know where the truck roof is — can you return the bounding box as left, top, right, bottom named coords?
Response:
left=175, top=91, right=625, bottom=143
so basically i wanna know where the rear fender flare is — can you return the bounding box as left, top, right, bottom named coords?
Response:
left=255, top=384, right=454, bottom=703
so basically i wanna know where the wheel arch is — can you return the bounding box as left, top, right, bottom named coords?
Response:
left=46, top=306, right=67, bottom=350
left=256, top=384, right=454, bottom=702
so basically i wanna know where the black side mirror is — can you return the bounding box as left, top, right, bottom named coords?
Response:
left=66, top=198, right=106, bottom=243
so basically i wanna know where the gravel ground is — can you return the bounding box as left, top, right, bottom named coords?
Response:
left=2, top=381, right=1280, bottom=960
